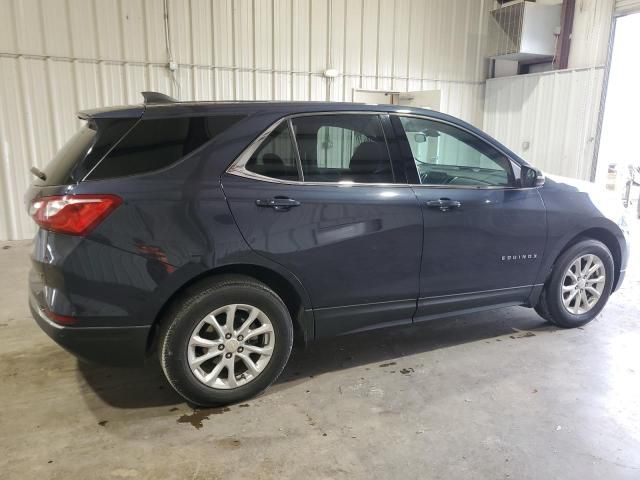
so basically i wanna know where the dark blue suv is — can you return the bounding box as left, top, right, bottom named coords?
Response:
left=27, top=92, right=629, bottom=405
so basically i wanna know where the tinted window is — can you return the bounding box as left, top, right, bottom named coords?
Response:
left=245, top=123, right=300, bottom=181
left=87, top=115, right=245, bottom=180
left=37, top=125, right=97, bottom=185
left=75, top=118, right=138, bottom=179
left=291, top=115, right=394, bottom=183
left=399, top=116, right=513, bottom=187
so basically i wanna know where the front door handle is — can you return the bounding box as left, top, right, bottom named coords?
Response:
left=255, top=197, right=301, bottom=211
left=426, top=198, right=462, bottom=212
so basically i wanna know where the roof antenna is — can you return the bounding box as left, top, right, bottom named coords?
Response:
left=141, top=91, right=178, bottom=104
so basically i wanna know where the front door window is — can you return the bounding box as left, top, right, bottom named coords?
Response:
left=398, top=116, right=514, bottom=188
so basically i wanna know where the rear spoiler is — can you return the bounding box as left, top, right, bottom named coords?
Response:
left=78, top=105, right=144, bottom=121
left=78, top=91, right=177, bottom=120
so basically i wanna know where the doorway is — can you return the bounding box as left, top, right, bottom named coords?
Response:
left=596, top=12, right=640, bottom=215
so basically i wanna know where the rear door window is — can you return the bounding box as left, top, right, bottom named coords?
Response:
left=291, top=115, right=394, bottom=184
left=87, top=115, right=245, bottom=180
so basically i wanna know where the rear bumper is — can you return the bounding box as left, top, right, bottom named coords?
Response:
left=29, top=292, right=150, bottom=367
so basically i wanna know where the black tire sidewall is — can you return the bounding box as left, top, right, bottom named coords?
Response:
left=546, top=240, right=614, bottom=327
left=161, top=279, right=293, bottom=406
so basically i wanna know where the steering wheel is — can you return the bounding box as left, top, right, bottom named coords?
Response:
left=442, top=176, right=455, bottom=184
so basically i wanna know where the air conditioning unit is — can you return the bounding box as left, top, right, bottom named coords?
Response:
left=489, top=0, right=562, bottom=63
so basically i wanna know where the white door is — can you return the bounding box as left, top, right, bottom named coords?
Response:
left=352, top=89, right=397, bottom=104
left=397, top=90, right=441, bottom=111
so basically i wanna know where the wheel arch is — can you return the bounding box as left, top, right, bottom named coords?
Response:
left=146, top=263, right=314, bottom=354
left=543, top=227, right=622, bottom=288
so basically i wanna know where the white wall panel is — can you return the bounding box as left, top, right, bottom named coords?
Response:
left=484, top=67, right=604, bottom=181
left=568, top=0, right=615, bottom=69
left=0, top=0, right=491, bottom=240
left=616, top=0, right=640, bottom=15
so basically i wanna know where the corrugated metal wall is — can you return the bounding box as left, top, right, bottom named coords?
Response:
left=483, top=67, right=605, bottom=180
left=483, top=0, right=614, bottom=182
left=568, top=0, right=615, bottom=69
left=0, top=0, right=490, bottom=240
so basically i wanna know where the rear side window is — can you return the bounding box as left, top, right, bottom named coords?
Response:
left=242, top=114, right=395, bottom=184
left=245, top=123, right=300, bottom=181
left=87, top=115, right=245, bottom=180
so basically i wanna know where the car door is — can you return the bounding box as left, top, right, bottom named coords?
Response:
left=223, top=113, right=423, bottom=337
left=391, top=115, right=547, bottom=321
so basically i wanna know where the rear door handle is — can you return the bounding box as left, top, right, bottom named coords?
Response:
left=255, top=197, right=301, bottom=211
left=425, top=198, right=462, bottom=212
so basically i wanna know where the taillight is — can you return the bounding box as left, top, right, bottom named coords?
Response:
left=29, top=194, right=122, bottom=236
left=43, top=308, right=77, bottom=326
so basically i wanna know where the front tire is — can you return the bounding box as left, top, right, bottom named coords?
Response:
left=159, top=275, right=294, bottom=406
left=535, top=239, right=614, bottom=328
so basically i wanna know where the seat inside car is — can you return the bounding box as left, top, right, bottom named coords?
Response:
left=262, top=153, right=285, bottom=170
left=347, top=141, right=393, bottom=183
left=246, top=153, right=298, bottom=180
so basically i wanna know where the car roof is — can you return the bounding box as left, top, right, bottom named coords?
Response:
left=77, top=94, right=527, bottom=167
left=79, top=99, right=464, bottom=125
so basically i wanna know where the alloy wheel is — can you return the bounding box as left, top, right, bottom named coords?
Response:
left=561, top=254, right=606, bottom=315
left=187, top=304, right=275, bottom=389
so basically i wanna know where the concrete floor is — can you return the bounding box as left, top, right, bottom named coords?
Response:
left=1, top=232, right=638, bottom=480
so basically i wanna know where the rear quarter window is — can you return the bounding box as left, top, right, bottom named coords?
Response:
left=36, top=125, right=97, bottom=186
left=86, top=115, right=245, bottom=180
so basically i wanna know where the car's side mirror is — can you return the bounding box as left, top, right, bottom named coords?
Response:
left=520, top=165, right=545, bottom=188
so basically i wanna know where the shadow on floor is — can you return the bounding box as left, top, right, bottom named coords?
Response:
left=77, top=305, right=552, bottom=409
left=77, top=359, right=182, bottom=409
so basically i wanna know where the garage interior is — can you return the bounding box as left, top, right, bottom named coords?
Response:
left=1, top=0, right=639, bottom=478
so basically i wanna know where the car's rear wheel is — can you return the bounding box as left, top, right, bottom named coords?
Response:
left=535, top=239, right=614, bottom=328
left=159, top=275, right=293, bottom=406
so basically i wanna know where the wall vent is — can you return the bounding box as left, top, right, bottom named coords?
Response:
left=489, top=0, right=561, bottom=62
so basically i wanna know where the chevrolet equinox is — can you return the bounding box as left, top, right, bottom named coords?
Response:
left=26, top=92, right=629, bottom=405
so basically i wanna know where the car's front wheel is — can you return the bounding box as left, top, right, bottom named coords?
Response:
left=159, top=275, right=294, bottom=406
left=535, top=239, right=614, bottom=328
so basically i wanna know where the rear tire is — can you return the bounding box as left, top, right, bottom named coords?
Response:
left=535, top=239, right=614, bottom=328
left=159, top=275, right=294, bottom=406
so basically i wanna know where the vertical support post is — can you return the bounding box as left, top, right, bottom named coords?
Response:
left=555, top=0, right=576, bottom=70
